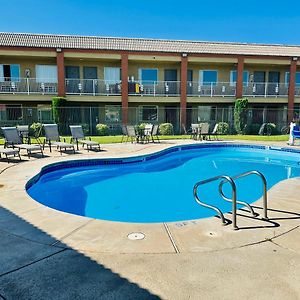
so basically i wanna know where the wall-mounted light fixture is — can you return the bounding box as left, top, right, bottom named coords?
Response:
left=56, top=48, right=62, bottom=53
left=292, top=57, right=298, bottom=61
left=182, top=53, right=188, bottom=57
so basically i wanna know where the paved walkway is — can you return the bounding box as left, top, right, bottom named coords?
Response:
left=0, top=140, right=299, bottom=299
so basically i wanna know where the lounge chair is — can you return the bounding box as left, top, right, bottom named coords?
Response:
left=1, top=127, right=43, bottom=158
left=69, top=125, right=100, bottom=151
left=0, top=147, right=21, bottom=163
left=17, top=125, right=30, bottom=144
left=43, top=124, right=75, bottom=154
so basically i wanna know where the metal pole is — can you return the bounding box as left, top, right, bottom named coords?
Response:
left=89, top=107, right=93, bottom=135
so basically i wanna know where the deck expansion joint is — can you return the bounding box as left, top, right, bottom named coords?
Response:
left=0, top=248, right=67, bottom=278
left=163, top=223, right=180, bottom=253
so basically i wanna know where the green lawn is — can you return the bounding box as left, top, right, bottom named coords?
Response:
left=0, top=134, right=289, bottom=145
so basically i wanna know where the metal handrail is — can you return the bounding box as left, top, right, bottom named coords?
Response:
left=219, top=170, right=268, bottom=220
left=193, top=175, right=238, bottom=230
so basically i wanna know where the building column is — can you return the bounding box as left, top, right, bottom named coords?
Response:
left=180, top=54, right=188, bottom=132
left=121, top=53, right=129, bottom=124
left=56, top=50, right=65, bottom=97
left=236, top=56, right=244, bottom=99
left=288, top=58, right=298, bottom=122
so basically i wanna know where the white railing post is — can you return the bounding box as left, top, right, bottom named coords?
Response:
left=154, top=81, right=156, bottom=97
left=26, top=78, right=30, bottom=95
left=210, top=82, right=213, bottom=97
left=93, top=79, right=96, bottom=96
left=264, top=82, right=268, bottom=98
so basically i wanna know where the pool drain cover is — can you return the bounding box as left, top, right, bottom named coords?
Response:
left=127, top=232, right=145, bottom=240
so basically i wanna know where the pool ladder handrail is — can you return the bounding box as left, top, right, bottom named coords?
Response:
left=193, top=175, right=238, bottom=230
left=193, top=170, right=268, bottom=230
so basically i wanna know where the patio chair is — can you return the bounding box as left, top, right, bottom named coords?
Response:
left=126, top=125, right=138, bottom=143
left=121, top=125, right=128, bottom=143
left=69, top=125, right=100, bottom=151
left=150, top=124, right=160, bottom=143
left=0, top=147, right=21, bottom=163
left=199, top=123, right=210, bottom=140
left=43, top=124, right=75, bottom=154
left=292, top=125, right=300, bottom=144
left=144, top=124, right=153, bottom=143
left=191, top=124, right=200, bottom=140
left=1, top=127, right=43, bottom=158
left=209, top=123, right=219, bottom=140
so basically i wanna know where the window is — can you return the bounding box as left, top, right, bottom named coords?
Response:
left=139, top=106, right=158, bottom=122
left=0, top=64, right=20, bottom=82
left=104, top=67, right=121, bottom=84
left=199, top=70, right=218, bottom=86
left=230, top=70, right=249, bottom=86
left=198, top=106, right=212, bottom=122
left=139, top=69, right=158, bottom=84
left=6, top=104, right=22, bottom=121
left=37, top=105, right=52, bottom=122
left=285, top=72, right=300, bottom=87
left=35, top=65, right=57, bottom=83
left=105, top=105, right=122, bottom=122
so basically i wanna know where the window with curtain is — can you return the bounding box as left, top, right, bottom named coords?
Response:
left=230, top=70, right=249, bottom=86
left=139, top=69, right=158, bottom=84
left=0, top=64, right=20, bottom=81
left=104, top=67, right=121, bottom=84
left=199, top=70, right=218, bottom=86
left=285, top=72, right=300, bottom=86
left=35, top=65, right=58, bottom=83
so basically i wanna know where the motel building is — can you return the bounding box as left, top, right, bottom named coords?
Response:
left=0, top=32, right=300, bottom=132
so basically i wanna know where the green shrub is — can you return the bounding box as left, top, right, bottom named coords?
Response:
left=96, top=123, right=109, bottom=136
left=216, top=122, right=229, bottom=135
left=137, top=123, right=147, bottom=130
left=159, top=123, right=173, bottom=135
left=266, top=123, right=279, bottom=135
left=243, top=123, right=261, bottom=135
left=30, top=122, right=43, bottom=137
left=81, top=123, right=90, bottom=135
left=234, top=98, right=248, bottom=134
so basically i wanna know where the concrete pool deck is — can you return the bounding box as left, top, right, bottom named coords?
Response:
left=0, top=139, right=299, bottom=299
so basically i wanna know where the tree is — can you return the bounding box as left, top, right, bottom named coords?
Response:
left=234, top=98, right=248, bottom=134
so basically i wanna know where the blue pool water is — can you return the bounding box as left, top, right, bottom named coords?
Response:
left=27, top=144, right=300, bottom=223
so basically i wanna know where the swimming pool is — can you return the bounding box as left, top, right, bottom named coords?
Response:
left=26, top=144, right=300, bottom=223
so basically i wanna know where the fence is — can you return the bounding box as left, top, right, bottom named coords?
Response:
left=0, top=105, right=295, bottom=136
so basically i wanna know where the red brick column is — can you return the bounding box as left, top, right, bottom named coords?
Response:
left=180, top=55, right=188, bottom=132
left=121, top=53, right=129, bottom=124
left=288, top=58, right=297, bottom=122
left=56, top=50, right=65, bottom=97
left=236, top=56, right=244, bottom=99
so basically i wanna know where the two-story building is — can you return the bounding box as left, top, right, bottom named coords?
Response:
left=1, top=32, right=300, bottom=132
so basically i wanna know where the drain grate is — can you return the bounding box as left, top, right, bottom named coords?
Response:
left=127, top=232, right=145, bottom=240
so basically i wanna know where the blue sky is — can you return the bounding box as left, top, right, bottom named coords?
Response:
left=1, top=0, right=300, bottom=44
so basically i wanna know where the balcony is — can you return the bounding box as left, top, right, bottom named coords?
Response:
left=187, top=82, right=236, bottom=97
left=65, top=79, right=121, bottom=96
left=128, top=81, right=180, bottom=96
left=0, top=78, right=57, bottom=95
left=243, top=83, right=288, bottom=98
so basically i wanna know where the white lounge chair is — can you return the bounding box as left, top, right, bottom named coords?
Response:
left=43, top=124, right=75, bottom=155
left=69, top=125, right=100, bottom=151
left=1, top=127, right=43, bottom=158
left=0, top=147, right=21, bottom=163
